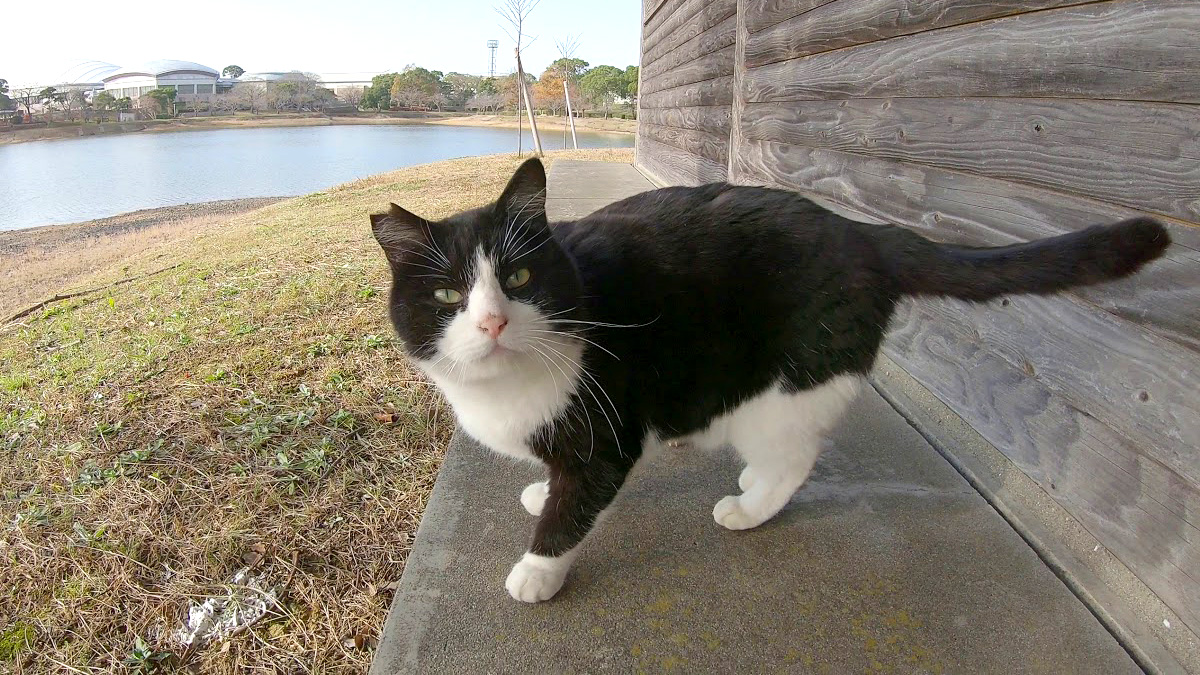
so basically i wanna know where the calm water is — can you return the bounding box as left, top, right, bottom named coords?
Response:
left=0, top=124, right=633, bottom=231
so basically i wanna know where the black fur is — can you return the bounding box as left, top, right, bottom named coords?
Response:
left=373, top=158, right=1170, bottom=559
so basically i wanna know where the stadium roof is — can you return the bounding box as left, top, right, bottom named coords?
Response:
left=57, top=60, right=121, bottom=85
left=103, top=60, right=219, bottom=81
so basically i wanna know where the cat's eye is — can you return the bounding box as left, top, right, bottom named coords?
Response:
left=433, top=288, right=463, bottom=305
left=505, top=268, right=531, bottom=289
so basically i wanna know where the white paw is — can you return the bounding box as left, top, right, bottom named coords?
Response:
left=713, top=495, right=766, bottom=531
left=520, top=480, right=550, bottom=516
left=505, top=554, right=568, bottom=603
left=738, top=466, right=759, bottom=492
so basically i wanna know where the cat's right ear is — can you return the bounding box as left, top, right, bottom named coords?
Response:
left=370, top=203, right=428, bottom=265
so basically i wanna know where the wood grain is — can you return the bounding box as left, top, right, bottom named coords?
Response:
left=739, top=98, right=1200, bottom=223
left=639, top=105, right=731, bottom=134
left=741, top=0, right=1200, bottom=103
left=644, top=0, right=735, bottom=55
left=727, top=0, right=750, bottom=180
left=745, top=0, right=1089, bottom=68
left=641, top=45, right=735, bottom=96
left=643, top=0, right=737, bottom=68
left=643, top=14, right=736, bottom=82
left=731, top=139, right=1200, bottom=352
left=639, top=75, right=735, bottom=109
left=643, top=0, right=671, bottom=24
left=743, top=0, right=837, bottom=34
left=639, top=122, right=729, bottom=164
left=638, top=136, right=728, bottom=186
left=884, top=298, right=1200, bottom=636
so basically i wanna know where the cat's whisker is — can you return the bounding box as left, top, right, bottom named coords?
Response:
left=533, top=337, right=622, bottom=460
left=552, top=317, right=660, bottom=329
left=509, top=231, right=554, bottom=261
left=528, top=328, right=620, bottom=362
left=534, top=342, right=598, bottom=462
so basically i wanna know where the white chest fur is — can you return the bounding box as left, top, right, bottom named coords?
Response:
left=424, top=348, right=583, bottom=462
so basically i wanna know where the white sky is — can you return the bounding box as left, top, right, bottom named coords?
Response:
left=1, top=0, right=642, bottom=88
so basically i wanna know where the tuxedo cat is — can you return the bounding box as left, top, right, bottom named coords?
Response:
left=371, top=158, right=1169, bottom=603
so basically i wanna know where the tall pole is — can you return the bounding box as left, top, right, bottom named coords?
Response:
left=563, top=80, right=578, bottom=149
left=516, top=49, right=543, bottom=156
left=516, top=72, right=523, bottom=155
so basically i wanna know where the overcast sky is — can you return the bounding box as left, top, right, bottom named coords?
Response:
left=1, top=0, right=642, bottom=88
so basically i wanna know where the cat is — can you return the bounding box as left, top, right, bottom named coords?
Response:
left=370, top=158, right=1170, bottom=603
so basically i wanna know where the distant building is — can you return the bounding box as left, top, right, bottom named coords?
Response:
left=102, top=60, right=231, bottom=102
left=54, top=61, right=122, bottom=95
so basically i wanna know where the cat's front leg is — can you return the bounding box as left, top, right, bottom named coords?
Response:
left=505, top=463, right=627, bottom=602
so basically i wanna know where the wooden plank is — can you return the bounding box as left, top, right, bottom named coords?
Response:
left=639, top=105, right=731, bottom=133
left=645, top=0, right=734, bottom=55
left=640, top=122, right=729, bottom=164
left=641, top=44, right=735, bottom=95
left=642, top=14, right=737, bottom=81
left=643, top=0, right=671, bottom=24
left=745, top=0, right=1089, bottom=68
left=741, top=0, right=1200, bottom=104
left=643, top=0, right=737, bottom=68
left=883, top=298, right=1200, bottom=636
left=740, top=98, right=1200, bottom=223
left=730, top=138, right=1200, bottom=352
left=728, top=0, right=749, bottom=179
left=637, top=136, right=727, bottom=186
left=644, top=0, right=688, bottom=42
left=639, top=75, right=734, bottom=109
left=743, top=0, right=837, bottom=34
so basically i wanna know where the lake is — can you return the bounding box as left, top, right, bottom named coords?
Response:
left=0, top=124, right=634, bottom=231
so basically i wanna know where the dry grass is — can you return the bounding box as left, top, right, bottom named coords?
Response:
left=0, top=200, right=280, bottom=318
left=0, top=148, right=634, bottom=673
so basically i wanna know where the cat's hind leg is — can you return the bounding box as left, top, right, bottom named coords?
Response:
left=713, top=375, right=861, bottom=531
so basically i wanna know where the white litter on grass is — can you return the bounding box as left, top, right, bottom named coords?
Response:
left=175, top=567, right=281, bottom=647
left=1164, top=619, right=1171, bottom=629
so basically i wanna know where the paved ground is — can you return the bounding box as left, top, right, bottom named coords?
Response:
left=371, top=161, right=1139, bottom=674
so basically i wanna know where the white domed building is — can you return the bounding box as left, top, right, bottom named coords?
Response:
left=102, top=59, right=228, bottom=101
left=55, top=61, right=122, bottom=94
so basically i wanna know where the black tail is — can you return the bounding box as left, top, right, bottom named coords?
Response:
left=887, top=218, right=1171, bottom=302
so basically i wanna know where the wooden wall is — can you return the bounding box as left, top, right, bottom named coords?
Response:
left=638, top=0, right=736, bottom=185
left=638, top=0, right=1200, bottom=639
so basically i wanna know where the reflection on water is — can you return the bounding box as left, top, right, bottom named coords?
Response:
left=0, top=124, right=634, bottom=230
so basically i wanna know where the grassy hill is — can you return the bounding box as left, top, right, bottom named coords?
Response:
left=0, top=148, right=634, bottom=672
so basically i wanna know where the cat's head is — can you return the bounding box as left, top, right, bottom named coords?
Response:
left=370, top=158, right=584, bottom=382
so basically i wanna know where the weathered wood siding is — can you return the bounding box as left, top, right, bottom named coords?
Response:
left=638, top=0, right=737, bottom=185
left=639, top=0, right=1200, bottom=637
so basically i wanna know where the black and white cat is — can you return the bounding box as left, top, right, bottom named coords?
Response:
left=371, top=158, right=1169, bottom=603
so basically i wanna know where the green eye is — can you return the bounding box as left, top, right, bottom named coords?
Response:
left=433, top=288, right=463, bottom=304
left=505, top=268, right=531, bottom=289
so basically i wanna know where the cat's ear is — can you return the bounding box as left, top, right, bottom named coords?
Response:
left=496, top=157, right=547, bottom=223
left=370, top=203, right=429, bottom=265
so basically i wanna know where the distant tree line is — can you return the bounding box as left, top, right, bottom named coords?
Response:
left=356, top=60, right=639, bottom=117
left=2, top=57, right=640, bottom=124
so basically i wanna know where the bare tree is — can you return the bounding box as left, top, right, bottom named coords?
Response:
left=495, top=0, right=541, bottom=154
left=230, top=82, right=267, bottom=114
left=340, top=86, right=364, bottom=108
left=12, top=85, right=40, bottom=116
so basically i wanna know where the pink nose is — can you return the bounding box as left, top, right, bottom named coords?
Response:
left=478, top=313, right=508, bottom=339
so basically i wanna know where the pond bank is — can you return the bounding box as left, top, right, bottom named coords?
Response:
left=0, top=112, right=636, bottom=145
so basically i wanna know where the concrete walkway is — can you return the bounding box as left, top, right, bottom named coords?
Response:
left=371, top=161, right=1138, bottom=674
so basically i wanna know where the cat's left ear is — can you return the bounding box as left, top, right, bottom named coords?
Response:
left=370, top=203, right=429, bottom=265
left=496, top=157, right=547, bottom=224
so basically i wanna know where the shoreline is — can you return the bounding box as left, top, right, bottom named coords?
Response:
left=0, top=198, right=285, bottom=317
left=0, top=112, right=637, bottom=145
